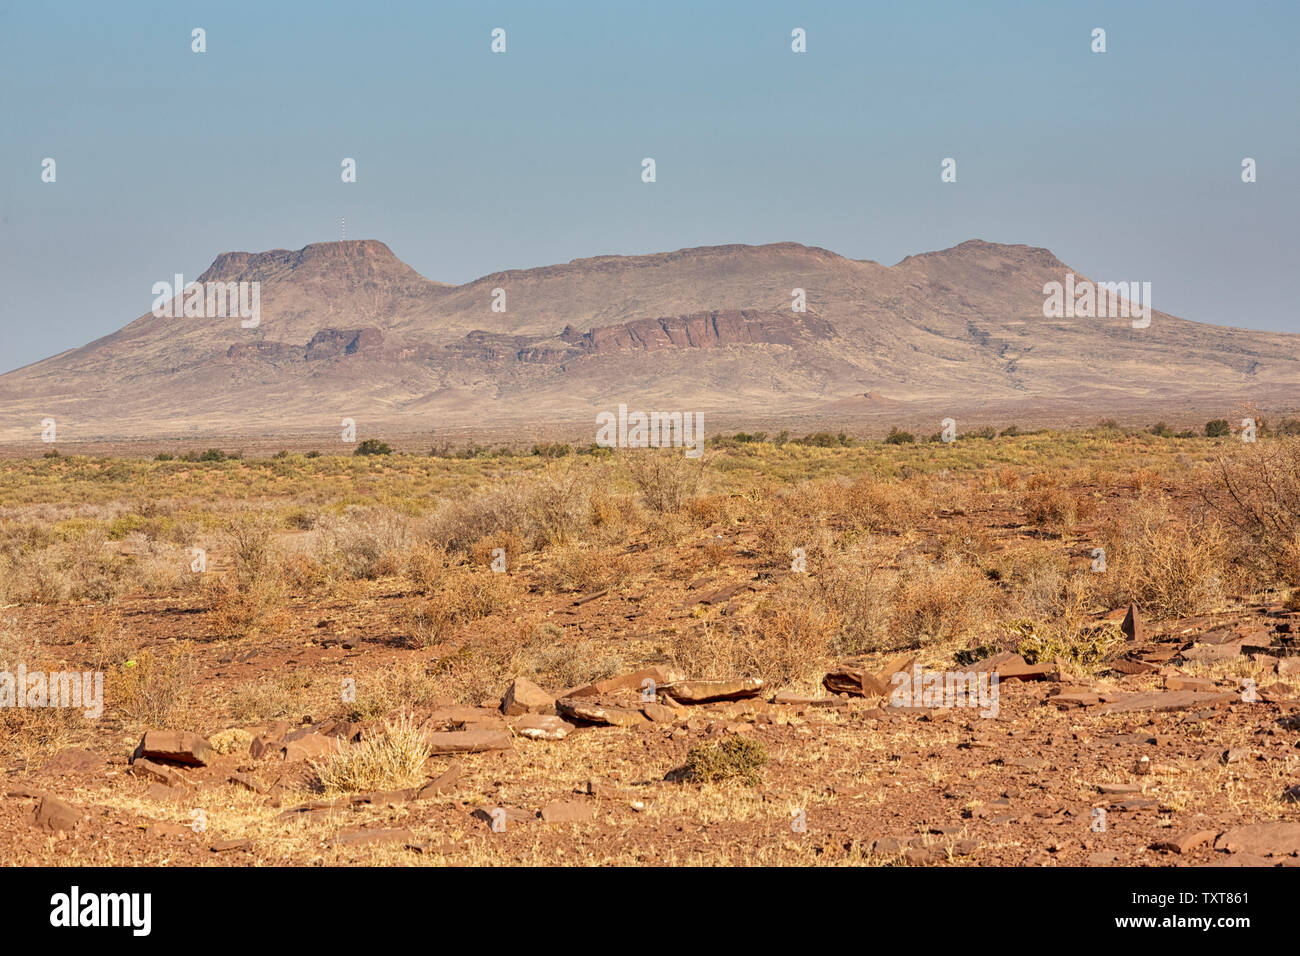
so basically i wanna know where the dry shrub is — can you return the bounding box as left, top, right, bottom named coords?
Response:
left=541, top=543, right=632, bottom=593
left=228, top=679, right=297, bottom=723
left=1214, top=438, right=1300, bottom=587
left=1023, top=487, right=1094, bottom=531
left=426, top=462, right=608, bottom=552
left=683, top=736, right=767, bottom=786
left=886, top=557, right=1000, bottom=650
left=311, top=506, right=411, bottom=579
left=625, top=450, right=704, bottom=513
left=206, top=514, right=290, bottom=637
left=405, top=541, right=449, bottom=594
left=405, top=567, right=520, bottom=648
left=1095, top=499, right=1230, bottom=618
left=107, top=645, right=197, bottom=729
left=523, top=635, right=625, bottom=691
left=2, top=528, right=129, bottom=604
left=671, top=578, right=835, bottom=687
left=75, top=606, right=137, bottom=671
left=844, top=475, right=922, bottom=533
left=314, top=712, right=430, bottom=795
left=1128, top=468, right=1162, bottom=492
left=996, top=466, right=1021, bottom=490
left=469, top=531, right=525, bottom=570
left=345, top=661, right=446, bottom=720
left=0, top=705, right=84, bottom=765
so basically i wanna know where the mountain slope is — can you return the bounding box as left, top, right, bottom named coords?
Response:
left=1, top=238, right=1296, bottom=440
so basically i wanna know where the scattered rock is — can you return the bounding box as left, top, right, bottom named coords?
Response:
left=1214, top=822, right=1300, bottom=857
left=281, top=733, right=343, bottom=763
left=130, top=758, right=191, bottom=789
left=330, top=827, right=416, bottom=847
left=1152, top=829, right=1217, bottom=854
left=510, top=714, right=574, bottom=740
left=41, top=748, right=104, bottom=775
left=823, top=655, right=916, bottom=697
left=32, top=795, right=80, bottom=835
left=423, top=729, right=512, bottom=754
left=556, top=698, right=648, bottom=727
left=1093, top=690, right=1235, bottom=715
left=642, top=702, right=678, bottom=723
left=501, top=677, right=555, bottom=716
left=133, top=730, right=214, bottom=767
left=210, top=838, right=251, bottom=853
left=1165, top=675, right=1216, bottom=692
left=414, top=761, right=462, bottom=799
left=1121, top=603, right=1144, bottom=642
left=228, top=772, right=266, bottom=793
left=971, top=652, right=1057, bottom=682
left=563, top=666, right=685, bottom=699
left=661, top=678, right=764, bottom=703
left=541, top=799, right=596, bottom=824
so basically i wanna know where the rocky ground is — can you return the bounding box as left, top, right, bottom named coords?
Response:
left=2, top=431, right=1298, bottom=866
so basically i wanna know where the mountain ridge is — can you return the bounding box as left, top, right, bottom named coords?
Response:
left=1, top=238, right=1296, bottom=441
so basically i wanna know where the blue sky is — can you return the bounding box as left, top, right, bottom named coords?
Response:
left=1, top=0, right=1296, bottom=372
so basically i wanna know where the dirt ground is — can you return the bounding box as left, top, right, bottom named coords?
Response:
left=2, top=426, right=1298, bottom=866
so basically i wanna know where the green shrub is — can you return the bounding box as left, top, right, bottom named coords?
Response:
left=683, top=737, right=768, bottom=785
left=354, top=439, right=392, bottom=456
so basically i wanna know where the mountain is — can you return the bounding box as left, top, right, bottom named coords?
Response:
left=1, top=238, right=1297, bottom=441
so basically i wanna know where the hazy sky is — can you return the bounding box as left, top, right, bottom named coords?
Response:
left=2, top=0, right=1296, bottom=373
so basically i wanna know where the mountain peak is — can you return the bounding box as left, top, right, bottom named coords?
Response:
left=199, top=239, right=439, bottom=286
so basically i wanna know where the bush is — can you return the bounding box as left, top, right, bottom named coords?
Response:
left=626, top=450, right=703, bottom=513
left=1214, top=438, right=1300, bottom=587
left=683, top=737, right=768, bottom=785
left=883, top=427, right=915, bottom=445
left=354, top=438, right=392, bottom=456
left=1205, top=419, right=1230, bottom=438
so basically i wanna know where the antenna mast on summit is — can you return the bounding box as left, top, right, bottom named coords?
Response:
left=341, top=216, right=346, bottom=241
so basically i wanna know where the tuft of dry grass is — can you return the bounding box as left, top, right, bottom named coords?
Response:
left=314, top=712, right=431, bottom=794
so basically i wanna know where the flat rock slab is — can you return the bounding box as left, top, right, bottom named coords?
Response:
left=423, top=729, right=512, bottom=754
left=564, top=666, right=685, bottom=699
left=556, top=698, right=648, bottom=727
left=823, top=655, right=916, bottom=697
left=541, top=799, right=596, bottom=824
left=1152, top=829, right=1217, bottom=854
left=1215, top=822, right=1300, bottom=857
left=1093, top=690, right=1235, bottom=715
left=501, top=677, right=555, bottom=716
left=971, top=652, right=1057, bottom=682
left=133, top=730, right=214, bottom=767
left=661, top=678, right=763, bottom=703
left=330, top=827, right=415, bottom=847
left=510, top=714, right=575, bottom=740
left=413, top=761, right=462, bottom=799
left=131, top=758, right=191, bottom=789
left=41, top=748, right=105, bottom=775
left=32, top=795, right=80, bottom=834
left=281, top=733, right=343, bottom=763
left=1165, top=676, right=1217, bottom=692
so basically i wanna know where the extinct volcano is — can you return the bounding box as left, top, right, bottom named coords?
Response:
left=1, top=238, right=1297, bottom=441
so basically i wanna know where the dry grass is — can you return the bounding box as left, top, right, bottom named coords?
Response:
left=314, top=712, right=431, bottom=794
